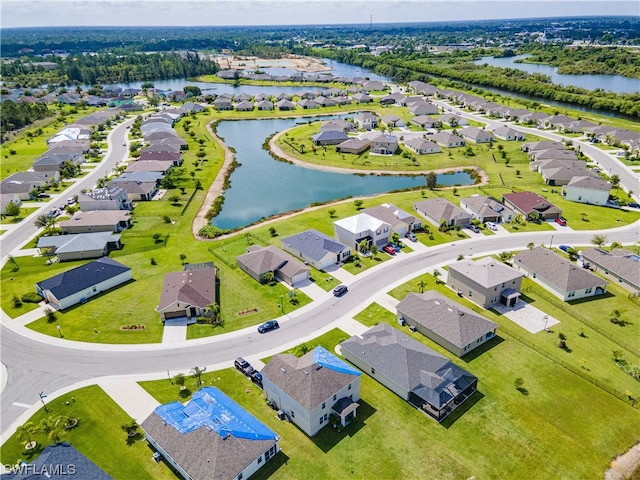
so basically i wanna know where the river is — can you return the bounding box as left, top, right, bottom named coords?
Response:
left=474, top=55, right=639, bottom=94
left=212, top=116, right=472, bottom=230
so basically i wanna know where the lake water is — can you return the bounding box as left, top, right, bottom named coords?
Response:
left=212, top=116, right=472, bottom=229
left=474, top=55, right=639, bottom=94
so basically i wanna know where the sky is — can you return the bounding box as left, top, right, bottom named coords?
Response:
left=2, top=0, right=638, bottom=28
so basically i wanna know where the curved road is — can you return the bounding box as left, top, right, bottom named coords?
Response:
left=1, top=99, right=639, bottom=440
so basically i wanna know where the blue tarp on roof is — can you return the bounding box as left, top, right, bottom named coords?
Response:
left=312, top=346, right=361, bottom=376
left=154, top=387, right=277, bottom=441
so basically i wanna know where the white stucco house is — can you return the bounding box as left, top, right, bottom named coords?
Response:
left=334, top=213, right=392, bottom=250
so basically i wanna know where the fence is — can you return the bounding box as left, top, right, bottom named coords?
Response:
left=207, top=246, right=236, bottom=270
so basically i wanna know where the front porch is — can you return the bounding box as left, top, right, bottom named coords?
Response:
left=332, top=397, right=359, bottom=428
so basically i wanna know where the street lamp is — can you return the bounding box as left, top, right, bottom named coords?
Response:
left=280, top=295, right=284, bottom=314
left=56, top=324, right=63, bottom=338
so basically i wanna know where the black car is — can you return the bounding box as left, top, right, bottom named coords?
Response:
left=234, top=357, right=254, bottom=375
left=258, top=320, right=279, bottom=333
left=627, top=202, right=640, bottom=209
left=333, top=284, right=348, bottom=296
left=249, top=371, right=263, bottom=387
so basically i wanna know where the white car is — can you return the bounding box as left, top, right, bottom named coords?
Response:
left=486, top=222, right=498, bottom=231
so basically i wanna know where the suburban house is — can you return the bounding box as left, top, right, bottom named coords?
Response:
left=381, top=114, right=406, bottom=128
left=521, top=140, right=566, bottom=153
left=156, top=266, right=217, bottom=322
left=353, top=112, right=378, bottom=130
left=409, top=101, right=439, bottom=116
left=363, top=203, right=421, bottom=236
left=460, top=126, right=494, bottom=144
left=297, top=99, right=318, bottom=109
left=435, top=114, right=467, bottom=128
left=1, top=193, right=21, bottom=215
left=396, top=291, right=499, bottom=357
left=35, top=257, right=132, bottom=310
left=539, top=115, right=576, bottom=130
left=276, top=99, right=296, bottom=110
left=513, top=247, right=608, bottom=301
left=236, top=245, right=310, bottom=286
left=340, top=323, right=478, bottom=423
left=1, top=172, right=52, bottom=200
left=404, top=137, right=441, bottom=155
left=562, top=175, right=611, bottom=206
left=334, top=213, right=391, bottom=250
left=460, top=196, right=515, bottom=223
left=414, top=198, right=472, bottom=228
left=369, top=134, right=398, bottom=155
left=410, top=115, right=441, bottom=129
left=37, top=232, right=122, bottom=261
left=1, top=442, right=112, bottom=480
left=78, top=187, right=132, bottom=211
left=311, top=130, right=349, bottom=146
left=235, top=100, right=255, bottom=111
left=138, top=149, right=182, bottom=164
left=280, top=229, right=351, bottom=270
left=430, top=132, right=466, bottom=148
left=502, top=191, right=562, bottom=220
left=60, top=210, right=131, bottom=234
left=320, top=119, right=355, bottom=133
left=261, top=347, right=361, bottom=436
left=106, top=180, right=157, bottom=202
left=336, top=138, right=371, bottom=154
left=352, top=92, right=373, bottom=103
left=32, top=152, right=85, bottom=174
left=581, top=248, right=640, bottom=293
left=125, top=160, right=174, bottom=174
left=447, top=257, right=524, bottom=308
left=493, top=126, right=525, bottom=141
left=141, top=387, right=280, bottom=480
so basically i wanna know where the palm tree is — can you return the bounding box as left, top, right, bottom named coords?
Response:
left=610, top=174, right=620, bottom=190
left=609, top=241, right=622, bottom=251
left=433, top=269, right=441, bottom=284
left=39, top=415, right=65, bottom=445
left=205, top=303, right=220, bottom=321
left=17, top=422, right=37, bottom=450
left=591, top=234, right=608, bottom=248
left=370, top=244, right=379, bottom=258
left=263, top=271, right=275, bottom=285
left=358, top=239, right=370, bottom=255
left=121, top=419, right=139, bottom=438
left=190, top=366, right=206, bottom=388
left=417, top=280, right=426, bottom=293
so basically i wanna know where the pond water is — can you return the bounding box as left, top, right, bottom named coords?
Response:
left=474, top=55, right=639, bottom=94
left=212, top=116, right=472, bottom=229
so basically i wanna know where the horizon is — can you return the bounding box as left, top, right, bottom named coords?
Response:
left=2, top=0, right=639, bottom=29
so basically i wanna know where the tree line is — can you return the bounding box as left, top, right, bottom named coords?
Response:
left=316, top=48, right=640, bottom=118
left=0, top=101, right=50, bottom=136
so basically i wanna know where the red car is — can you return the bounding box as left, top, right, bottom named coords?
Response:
left=382, top=245, right=396, bottom=255
left=555, top=217, right=567, bottom=226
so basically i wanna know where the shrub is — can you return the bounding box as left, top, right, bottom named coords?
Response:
left=21, top=292, right=43, bottom=303
left=12, top=295, right=22, bottom=308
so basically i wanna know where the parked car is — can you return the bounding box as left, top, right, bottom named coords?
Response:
left=250, top=371, right=263, bottom=387
left=382, top=244, right=396, bottom=255
left=627, top=202, right=640, bottom=209
left=257, top=320, right=279, bottom=334
left=333, top=284, right=348, bottom=297
left=389, top=243, right=402, bottom=252
left=558, top=245, right=571, bottom=252
left=486, top=222, right=498, bottom=231
left=66, top=197, right=75, bottom=205
left=37, top=193, right=51, bottom=199
left=234, top=357, right=254, bottom=375
left=469, top=225, right=480, bottom=233
left=555, top=217, right=567, bottom=226
left=405, top=232, right=417, bottom=242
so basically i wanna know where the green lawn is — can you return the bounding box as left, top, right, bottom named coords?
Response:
left=353, top=302, right=397, bottom=327
left=0, top=385, right=175, bottom=480
left=139, top=328, right=640, bottom=480
left=0, top=208, right=39, bottom=225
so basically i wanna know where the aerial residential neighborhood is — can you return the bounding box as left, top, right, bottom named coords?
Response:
left=1, top=6, right=639, bottom=480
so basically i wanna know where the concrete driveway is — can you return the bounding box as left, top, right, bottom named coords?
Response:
left=492, top=300, right=560, bottom=334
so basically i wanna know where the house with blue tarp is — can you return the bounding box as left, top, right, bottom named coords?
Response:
left=141, top=387, right=280, bottom=480
left=261, top=346, right=361, bottom=436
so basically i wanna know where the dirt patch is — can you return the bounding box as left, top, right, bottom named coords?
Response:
left=605, top=442, right=640, bottom=480
left=212, top=55, right=330, bottom=73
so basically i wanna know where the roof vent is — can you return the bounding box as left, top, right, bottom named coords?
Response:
left=280, top=368, right=286, bottom=373
left=447, top=308, right=453, bottom=312
left=303, top=370, right=309, bottom=375
left=434, top=300, right=440, bottom=305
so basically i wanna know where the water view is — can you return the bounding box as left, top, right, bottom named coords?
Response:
left=212, top=116, right=472, bottom=229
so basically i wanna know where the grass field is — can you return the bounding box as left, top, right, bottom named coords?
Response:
left=0, top=385, right=176, bottom=480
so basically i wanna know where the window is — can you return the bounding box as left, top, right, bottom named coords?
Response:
left=585, top=288, right=592, bottom=294
left=333, top=395, right=337, bottom=401
left=376, top=229, right=381, bottom=235
left=568, top=291, right=575, bottom=298
left=237, top=474, right=243, bottom=480
left=348, top=384, right=352, bottom=390
left=324, top=413, right=328, bottom=422
left=322, top=402, right=326, bottom=409
left=371, top=367, right=376, bottom=374
left=320, top=417, right=324, bottom=425
left=258, top=457, right=262, bottom=464
left=92, top=286, right=97, bottom=292
left=290, top=411, right=295, bottom=418
left=384, top=227, right=389, bottom=233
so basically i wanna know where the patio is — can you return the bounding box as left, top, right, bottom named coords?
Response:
left=492, top=299, right=560, bottom=334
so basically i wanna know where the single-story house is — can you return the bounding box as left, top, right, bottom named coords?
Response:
left=447, top=256, right=524, bottom=308
left=410, top=115, right=441, bottom=129
left=581, top=248, right=640, bottom=293
left=430, top=132, right=466, bottom=148
left=320, top=119, right=355, bottom=133
left=262, top=347, right=361, bottom=436
left=513, top=247, right=608, bottom=301
left=404, top=137, right=441, bottom=155
left=280, top=229, right=351, bottom=270
left=414, top=198, right=472, bottom=227
left=381, top=114, right=406, bottom=128
left=369, top=134, right=398, bottom=155
left=1, top=193, right=21, bottom=215
left=125, top=160, right=174, bottom=175
left=156, top=266, right=217, bottom=322
left=1, top=172, right=54, bottom=200
left=32, top=153, right=85, bottom=174
left=460, top=126, right=494, bottom=144
left=235, top=100, right=255, bottom=111
left=255, top=100, right=274, bottom=110
left=539, top=164, right=594, bottom=186
left=340, top=323, right=478, bottom=423
left=409, top=101, right=439, bottom=116
left=435, top=114, right=467, bottom=128
left=141, top=387, right=280, bottom=480
left=363, top=203, right=421, bottom=236
left=236, top=245, right=310, bottom=286
left=336, top=138, right=371, bottom=154
left=213, top=97, right=233, bottom=110
left=1, top=442, right=112, bottom=479
left=539, top=114, right=576, bottom=130
left=352, top=92, right=373, bottom=103
left=138, top=149, right=182, bottom=164
left=78, top=187, right=132, bottom=211
left=502, top=191, right=562, bottom=220
left=276, top=99, right=296, bottom=110
left=334, top=213, right=391, bottom=250
left=60, top=210, right=131, bottom=234
left=460, top=196, right=515, bottom=223
left=35, top=257, right=132, bottom=310
left=311, top=130, right=349, bottom=146
left=397, top=291, right=499, bottom=357
left=297, top=99, right=319, bottom=109
left=493, top=126, right=525, bottom=141
left=37, top=232, right=122, bottom=262
left=562, top=175, right=611, bottom=206
left=521, top=140, right=566, bottom=153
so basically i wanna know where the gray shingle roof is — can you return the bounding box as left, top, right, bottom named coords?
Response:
left=280, top=229, right=348, bottom=262
left=37, top=232, right=120, bottom=254
left=582, top=248, right=640, bottom=289
left=447, top=256, right=523, bottom=288
left=566, top=175, right=611, bottom=191
left=397, top=291, right=498, bottom=349
left=237, top=245, right=309, bottom=279
left=262, top=347, right=359, bottom=411
left=514, top=247, right=606, bottom=293
left=157, top=267, right=217, bottom=311
left=460, top=196, right=515, bottom=220
left=363, top=203, right=416, bottom=227
left=414, top=198, right=471, bottom=224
